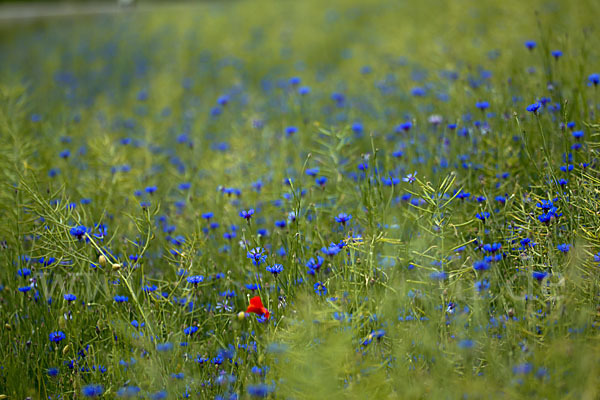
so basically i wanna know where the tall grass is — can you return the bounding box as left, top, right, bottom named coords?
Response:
left=0, top=0, right=599, bottom=398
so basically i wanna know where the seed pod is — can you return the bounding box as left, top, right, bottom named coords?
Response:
left=112, top=263, right=121, bottom=271
left=98, top=255, right=107, bottom=267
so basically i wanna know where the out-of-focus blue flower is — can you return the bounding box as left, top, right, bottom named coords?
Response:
left=526, top=102, right=541, bottom=113
left=335, top=213, right=352, bottom=225
left=187, top=275, right=204, bottom=285
left=114, top=295, right=129, bottom=303
left=82, top=384, right=103, bottom=397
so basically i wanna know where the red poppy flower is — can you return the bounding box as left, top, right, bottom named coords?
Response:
left=246, top=296, right=270, bottom=320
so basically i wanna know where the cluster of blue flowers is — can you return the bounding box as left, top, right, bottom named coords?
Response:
left=3, top=1, right=600, bottom=398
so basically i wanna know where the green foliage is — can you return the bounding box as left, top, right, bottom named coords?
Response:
left=0, top=0, right=600, bottom=398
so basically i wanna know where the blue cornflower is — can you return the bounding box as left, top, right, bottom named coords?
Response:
left=536, top=199, right=554, bottom=210
left=475, top=212, right=490, bottom=222
left=247, top=384, right=273, bottom=398
left=513, top=363, right=533, bottom=374
left=49, top=331, right=66, bottom=343
left=285, top=126, right=298, bottom=137
left=116, top=386, right=142, bottom=398
left=589, top=73, right=600, bottom=86
left=352, top=122, right=363, bottom=134
left=475, top=279, right=490, bottom=292
left=403, top=172, right=417, bottom=183
left=202, top=212, right=214, bottom=220
left=557, top=243, right=571, bottom=253
left=524, top=40, right=536, bottom=50
left=306, top=256, right=324, bottom=273
left=171, top=372, right=184, bottom=379
left=395, top=121, right=412, bottom=132
left=145, top=186, right=157, bottom=194
left=331, top=92, right=345, bottom=104
left=475, top=101, right=489, bottom=110
left=17, top=267, right=31, bottom=277
left=572, top=130, right=584, bottom=139
left=183, top=326, right=198, bottom=335
left=82, top=384, right=103, bottom=397
left=551, top=50, right=563, bottom=59
left=314, top=282, right=327, bottom=296
left=275, top=220, right=286, bottom=228
left=473, top=260, right=490, bottom=271
left=47, top=367, right=59, bottom=377
left=266, top=264, right=284, bottom=276
left=187, top=275, right=204, bottom=285
left=114, top=295, right=129, bottom=303
left=532, top=271, right=548, bottom=281
left=335, top=213, right=352, bottom=225
left=560, top=164, right=574, bottom=172
left=150, top=390, right=168, bottom=400
left=482, top=243, right=502, bottom=253
left=411, top=87, right=426, bottom=96
left=372, top=329, right=385, bottom=339
left=458, top=339, right=475, bottom=349
left=526, top=102, right=541, bottom=114
left=245, top=283, right=261, bottom=291
left=217, top=95, right=229, bottom=106
left=70, top=225, right=88, bottom=240
left=64, top=294, right=77, bottom=302
left=298, top=86, right=311, bottom=95
left=382, top=176, right=400, bottom=186
left=305, top=167, right=319, bottom=176
left=316, top=176, right=328, bottom=186
left=156, top=342, right=174, bottom=352
left=247, top=247, right=267, bottom=266
left=429, top=271, right=448, bottom=280
left=240, top=209, right=255, bottom=220
left=321, top=243, right=342, bottom=256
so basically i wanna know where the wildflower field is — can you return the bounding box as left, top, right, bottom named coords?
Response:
left=1, top=0, right=600, bottom=398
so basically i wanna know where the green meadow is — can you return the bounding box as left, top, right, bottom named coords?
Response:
left=1, top=0, right=599, bottom=398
